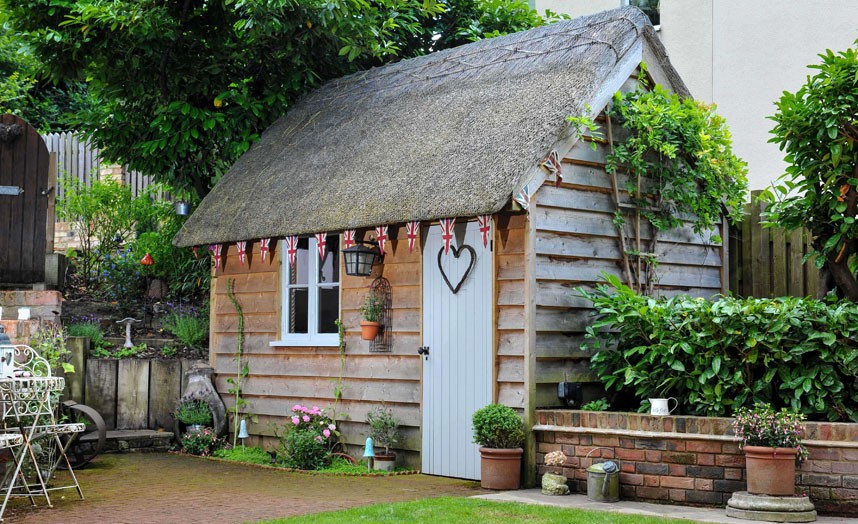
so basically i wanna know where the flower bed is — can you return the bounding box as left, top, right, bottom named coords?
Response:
left=534, top=410, right=858, bottom=516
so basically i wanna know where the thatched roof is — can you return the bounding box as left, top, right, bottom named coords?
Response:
left=175, top=6, right=685, bottom=247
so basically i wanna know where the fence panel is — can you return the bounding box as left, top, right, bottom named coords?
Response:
left=728, top=191, right=822, bottom=298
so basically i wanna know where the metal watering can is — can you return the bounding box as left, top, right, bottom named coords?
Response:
left=585, top=447, right=620, bottom=502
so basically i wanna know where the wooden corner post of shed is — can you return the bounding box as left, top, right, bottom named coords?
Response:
left=523, top=204, right=538, bottom=488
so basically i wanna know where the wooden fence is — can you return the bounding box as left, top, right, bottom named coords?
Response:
left=42, top=132, right=159, bottom=201
left=728, top=192, right=822, bottom=298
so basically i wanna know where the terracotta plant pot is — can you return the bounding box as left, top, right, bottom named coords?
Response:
left=479, top=447, right=523, bottom=490
left=373, top=452, right=396, bottom=472
left=744, top=445, right=797, bottom=496
left=360, top=321, right=380, bottom=341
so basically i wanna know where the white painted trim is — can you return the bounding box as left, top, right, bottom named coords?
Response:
left=275, top=236, right=340, bottom=347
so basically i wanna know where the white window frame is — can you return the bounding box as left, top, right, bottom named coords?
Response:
left=271, top=236, right=340, bottom=347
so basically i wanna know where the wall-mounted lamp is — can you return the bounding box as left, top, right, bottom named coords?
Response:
left=343, top=241, right=382, bottom=277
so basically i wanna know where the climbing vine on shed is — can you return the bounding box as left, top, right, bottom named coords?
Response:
left=601, top=70, right=748, bottom=293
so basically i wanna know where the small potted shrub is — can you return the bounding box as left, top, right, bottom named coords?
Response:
left=472, top=404, right=525, bottom=490
left=733, top=403, right=808, bottom=496
left=175, top=398, right=213, bottom=433
left=359, top=288, right=384, bottom=341
left=367, top=405, right=399, bottom=471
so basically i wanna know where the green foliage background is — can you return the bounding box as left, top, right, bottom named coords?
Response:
left=3, top=0, right=562, bottom=197
left=581, top=274, right=858, bottom=422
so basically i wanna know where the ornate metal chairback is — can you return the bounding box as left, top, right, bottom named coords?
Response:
left=0, top=345, right=52, bottom=379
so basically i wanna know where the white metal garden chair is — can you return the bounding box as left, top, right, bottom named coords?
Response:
left=0, top=345, right=85, bottom=518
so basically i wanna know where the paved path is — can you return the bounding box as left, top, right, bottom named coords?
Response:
left=6, top=453, right=483, bottom=523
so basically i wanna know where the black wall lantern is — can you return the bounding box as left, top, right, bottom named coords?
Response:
left=343, top=242, right=382, bottom=277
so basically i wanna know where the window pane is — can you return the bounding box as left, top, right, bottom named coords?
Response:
left=289, top=238, right=310, bottom=285
left=319, top=236, right=339, bottom=284
left=318, top=287, right=339, bottom=334
left=289, top=288, right=308, bottom=334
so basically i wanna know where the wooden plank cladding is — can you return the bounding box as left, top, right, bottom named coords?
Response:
left=529, top=115, right=725, bottom=410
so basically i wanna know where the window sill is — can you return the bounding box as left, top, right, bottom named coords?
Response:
left=270, top=335, right=339, bottom=348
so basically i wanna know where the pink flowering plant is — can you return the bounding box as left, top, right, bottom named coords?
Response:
left=277, top=404, right=340, bottom=470
left=180, top=427, right=224, bottom=456
left=732, top=403, right=809, bottom=463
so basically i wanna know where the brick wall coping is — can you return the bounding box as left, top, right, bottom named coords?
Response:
left=532, top=424, right=858, bottom=450
left=532, top=424, right=738, bottom=442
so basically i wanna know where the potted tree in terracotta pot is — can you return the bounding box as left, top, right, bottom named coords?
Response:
left=472, top=404, right=525, bottom=490
left=359, top=288, right=384, bottom=341
left=367, top=404, right=399, bottom=471
left=733, top=403, right=808, bottom=496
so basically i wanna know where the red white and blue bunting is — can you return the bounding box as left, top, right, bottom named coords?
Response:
left=541, top=150, right=562, bottom=187
left=477, top=215, right=491, bottom=248
left=259, top=238, right=271, bottom=262
left=236, top=241, right=247, bottom=265
left=375, top=225, right=389, bottom=256
left=406, top=221, right=420, bottom=253
left=285, top=236, right=299, bottom=268
left=211, top=244, right=223, bottom=271
left=514, top=184, right=531, bottom=211
left=440, top=218, right=455, bottom=254
left=343, top=229, right=356, bottom=250
left=314, top=232, right=327, bottom=260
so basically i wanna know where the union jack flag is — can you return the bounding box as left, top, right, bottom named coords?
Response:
left=440, top=218, right=455, bottom=255
left=236, top=241, right=247, bottom=265
left=343, top=229, right=356, bottom=249
left=405, top=221, right=420, bottom=253
left=315, top=232, right=327, bottom=260
left=375, top=225, right=388, bottom=256
left=259, top=238, right=271, bottom=262
left=541, top=150, right=563, bottom=187
left=285, top=236, right=299, bottom=268
left=211, top=244, right=223, bottom=271
left=514, top=184, right=531, bottom=211
left=477, top=215, right=491, bottom=248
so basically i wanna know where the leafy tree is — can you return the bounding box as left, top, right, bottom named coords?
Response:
left=4, top=0, right=560, bottom=198
left=762, top=42, right=858, bottom=300
left=0, top=9, right=92, bottom=131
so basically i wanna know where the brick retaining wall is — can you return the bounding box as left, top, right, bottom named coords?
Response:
left=534, top=410, right=858, bottom=516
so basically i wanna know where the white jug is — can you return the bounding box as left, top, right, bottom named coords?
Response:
left=649, top=397, right=678, bottom=416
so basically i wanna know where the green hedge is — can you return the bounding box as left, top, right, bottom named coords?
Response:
left=580, top=275, right=858, bottom=421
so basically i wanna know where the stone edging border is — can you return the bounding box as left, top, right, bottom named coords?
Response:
left=170, top=451, right=421, bottom=476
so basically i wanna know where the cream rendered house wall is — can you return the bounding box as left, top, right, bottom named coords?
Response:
left=533, top=0, right=858, bottom=193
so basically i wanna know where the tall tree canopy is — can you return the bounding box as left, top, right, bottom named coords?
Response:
left=763, top=42, right=858, bottom=300
left=3, top=0, right=560, bottom=198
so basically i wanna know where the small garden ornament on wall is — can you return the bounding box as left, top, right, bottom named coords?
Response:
left=541, top=450, right=570, bottom=495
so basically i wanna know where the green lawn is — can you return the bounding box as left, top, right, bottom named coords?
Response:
left=257, top=496, right=696, bottom=524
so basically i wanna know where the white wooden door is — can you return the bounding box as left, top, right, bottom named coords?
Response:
left=421, top=220, right=492, bottom=479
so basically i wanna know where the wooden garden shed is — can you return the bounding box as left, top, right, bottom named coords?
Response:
left=174, top=7, right=725, bottom=481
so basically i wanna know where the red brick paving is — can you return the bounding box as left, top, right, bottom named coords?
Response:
left=7, top=453, right=484, bottom=523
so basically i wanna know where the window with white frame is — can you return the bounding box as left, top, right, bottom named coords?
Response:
left=273, top=236, right=340, bottom=346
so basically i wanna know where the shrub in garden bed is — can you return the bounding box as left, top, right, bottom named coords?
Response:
left=276, top=405, right=340, bottom=470
left=180, top=428, right=224, bottom=456
left=581, top=275, right=858, bottom=421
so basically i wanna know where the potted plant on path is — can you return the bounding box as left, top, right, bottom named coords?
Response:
left=733, top=403, right=808, bottom=496
left=472, top=404, right=525, bottom=490
left=367, top=405, right=399, bottom=471
left=359, top=288, right=384, bottom=341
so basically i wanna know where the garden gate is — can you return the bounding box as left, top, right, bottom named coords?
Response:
left=0, top=115, right=54, bottom=284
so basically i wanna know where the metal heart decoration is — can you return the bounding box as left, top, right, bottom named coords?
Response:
left=437, top=244, right=476, bottom=294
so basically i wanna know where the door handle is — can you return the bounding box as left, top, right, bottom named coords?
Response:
left=418, top=346, right=430, bottom=359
